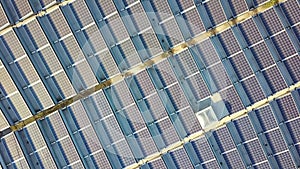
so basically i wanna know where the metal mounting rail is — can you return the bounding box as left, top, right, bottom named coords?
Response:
left=0, top=0, right=286, bottom=139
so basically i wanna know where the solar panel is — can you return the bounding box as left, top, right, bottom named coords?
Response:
left=145, top=94, right=168, bottom=120
left=92, top=150, right=112, bottom=169
left=271, top=31, right=297, bottom=59
left=276, top=95, right=299, bottom=121
left=191, top=137, right=215, bottom=162
left=139, top=29, right=163, bottom=57
left=284, top=55, right=300, bottom=83
left=80, top=126, right=102, bottom=152
left=186, top=73, right=210, bottom=101
left=229, top=53, right=253, bottom=80
left=112, top=139, right=136, bottom=167
left=127, top=3, right=151, bottom=33
left=31, top=82, right=54, bottom=109
left=262, top=66, right=288, bottom=93
left=251, top=42, right=275, bottom=69
left=59, top=137, right=81, bottom=164
left=12, top=0, right=33, bottom=19
left=156, top=118, right=180, bottom=146
left=71, top=0, right=94, bottom=28
left=161, top=18, right=184, bottom=47
left=48, top=9, right=72, bottom=38
left=182, top=8, right=206, bottom=37
left=177, top=107, right=202, bottom=134
left=196, top=39, right=220, bottom=67
left=255, top=105, right=278, bottom=131
left=239, top=18, right=263, bottom=46
left=25, top=19, right=48, bottom=48
left=265, top=129, right=287, bottom=153
left=133, top=128, right=158, bottom=157
left=147, top=158, right=167, bottom=169
left=233, top=116, right=257, bottom=142
left=275, top=151, right=296, bottom=168
left=228, top=0, right=248, bottom=16
left=169, top=147, right=193, bottom=168
left=123, top=105, right=146, bottom=132
left=286, top=118, right=300, bottom=143
left=207, top=63, right=231, bottom=90
left=106, top=14, right=129, bottom=43
left=96, top=0, right=117, bottom=17
left=149, top=0, right=173, bottom=22
left=241, top=76, right=265, bottom=103
left=0, top=4, right=9, bottom=29
left=223, top=150, right=244, bottom=169
left=214, top=127, right=236, bottom=152
left=217, top=29, right=241, bottom=56
left=204, top=0, right=226, bottom=26
left=2, top=31, right=26, bottom=59
left=260, top=8, right=284, bottom=35
left=244, top=139, right=267, bottom=164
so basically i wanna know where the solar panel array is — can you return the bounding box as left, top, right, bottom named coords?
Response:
left=0, top=0, right=299, bottom=169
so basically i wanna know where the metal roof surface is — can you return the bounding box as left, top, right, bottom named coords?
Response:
left=0, top=0, right=299, bottom=169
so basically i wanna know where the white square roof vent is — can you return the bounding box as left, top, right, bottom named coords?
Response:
left=195, top=106, right=218, bottom=129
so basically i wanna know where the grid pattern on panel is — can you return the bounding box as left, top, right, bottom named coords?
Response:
left=229, top=53, right=253, bottom=80
left=177, top=107, right=202, bottom=135
left=14, top=159, right=30, bottom=169
left=75, top=60, right=98, bottom=88
left=217, top=29, right=240, bottom=56
left=0, top=68, right=17, bottom=94
left=113, top=139, right=136, bottom=167
left=255, top=105, right=277, bottom=131
left=254, top=161, right=271, bottom=169
left=48, top=112, right=68, bottom=139
left=149, top=0, right=173, bottom=22
left=26, top=123, right=46, bottom=150
left=223, top=150, right=244, bottom=169
left=59, top=137, right=81, bottom=164
left=214, top=127, right=235, bottom=152
left=253, top=0, right=269, bottom=6
left=133, top=129, right=158, bottom=157
left=12, top=0, right=32, bottom=18
left=107, top=14, right=128, bottom=43
left=37, top=148, right=56, bottom=169
left=284, top=55, right=300, bottom=83
left=265, top=129, right=287, bottom=153
left=182, top=8, right=205, bottom=37
left=234, top=116, right=257, bottom=142
left=260, top=8, right=283, bottom=35
left=156, top=118, right=180, bottom=146
left=228, top=0, right=248, bottom=16
left=92, top=91, right=113, bottom=119
left=48, top=9, right=72, bottom=38
left=62, top=35, right=85, bottom=63
left=147, top=158, right=167, bottom=169
left=3, top=134, right=24, bottom=161
left=191, top=137, right=215, bottom=162
left=202, top=160, right=220, bottom=169
left=9, top=93, right=32, bottom=119
left=281, top=0, right=300, bottom=25
left=39, top=0, right=56, bottom=8
left=251, top=42, right=275, bottom=69
left=292, top=24, right=300, bottom=42
left=2, top=31, right=26, bottom=59
left=244, top=139, right=267, bottom=164
left=204, top=0, right=226, bottom=26
left=53, top=72, right=76, bottom=98
left=207, top=63, right=231, bottom=90
left=139, top=29, right=163, bottom=57
left=165, top=83, right=189, bottom=111
left=123, top=105, right=146, bottom=132
left=71, top=0, right=94, bottom=27
left=196, top=39, right=220, bottom=66
left=271, top=31, right=296, bottom=59
left=276, top=95, right=299, bottom=121
left=134, top=70, right=156, bottom=97
left=239, top=19, right=262, bottom=46
left=84, top=24, right=107, bottom=53
left=169, top=148, right=193, bottom=168
left=95, top=50, right=120, bottom=77
left=39, top=46, right=63, bottom=74
left=70, top=102, right=91, bottom=129
left=103, top=115, right=124, bottom=143
left=17, top=57, right=40, bottom=84
left=174, top=50, right=198, bottom=77
left=186, top=73, right=210, bottom=101
left=286, top=118, right=300, bottom=143
left=161, top=18, right=184, bottom=47
left=275, top=151, right=296, bottom=169
left=118, top=40, right=141, bottom=68
left=80, top=126, right=102, bottom=153
left=128, top=3, right=150, bottom=33
left=112, top=81, right=134, bottom=108
left=26, top=20, right=48, bottom=48
left=0, top=4, right=8, bottom=28
left=70, top=162, right=84, bottom=169
left=176, top=0, right=194, bottom=11
left=242, top=76, right=265, bottom=103
left=155, top=60, right=177, bottom=87
left=0, top=111, right=9, bottom=130
left=96, top=0, right=116, bottom=17
left=263, top=66, right=287, bottom=93
left=219, top=86, right=244, bottom=114
left=93, top=150, right=112, bottom=169
left=144, top=94, right=168, bottom=121
left=123, top=0, right=138, bottom=6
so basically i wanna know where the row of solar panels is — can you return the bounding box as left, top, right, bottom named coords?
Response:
left=0, top=0, right=299, bottom=168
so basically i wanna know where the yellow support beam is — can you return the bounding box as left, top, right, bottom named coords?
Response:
left=0, top=0, right=76, bottom=36
left=0, top=0, right=287, bottom=138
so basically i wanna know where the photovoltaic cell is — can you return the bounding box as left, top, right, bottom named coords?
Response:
left=84, top=24, right=107, bottom=53
left=244, top=139, right=267, bottom=164
left=147, top=158, right=167, bottom=169
left=62, top=35, right=85, bottom=63
left=156, top=118, right=180, bottom=146
left=263, top=66, right=287, bottom=93
left=37, top=148, right=56, bottom=169
left=39, top=46, right=62, bottom=74
left=70, top=101, right=91, bottom=129
left=161, top=18, right=184, bottom=47
left=25, top=19, right=48, bottom=48
left=128, top=3, right=151, bottom=33
left=207, top=63, right=231, bottom=91
left=113, top=139, right=136, bottom=167
left=118, top=39, right=141, bottom=68
left=93, top=150, right=112, bottom=169
left=155, top=60, right=177, bottom=87
left=223, top=150, right=244, bottom=169
left=284, top=55, right=300, bottom=83
left=165, top=83, right=189, bottom=111
left=80, top=126, right=102, bottom=153
left=16, top=57, right=40, bottom=84
left=14, top=159, right=30, bottom=169
left=204, top=0, right=226, bottom=26
left=0, top=110, right=9, bottom=130
left=214, top=127, right=236, bottom=152
left=48, top=112, right=69, bottom=139
left=9, top=93, right=32, bottom=119
left=251, top=42, right=275, bottom=69
left=149, top=0, right=173, bottom=22
left=103, top=115, right=124, bottom=143
left=229, top=53, right=253, bottom=80
left=96, top=0, right=117, bottom=17
left=286, top=118, right=300, bottom=143
left=169, top=148, right=193, bottom=168
left=133, top=129, right=158, bottom=157
left=94, top=50, right=120, bottom=77
left=234, top=116, right=257, bottom=142
left=174, top=50, right=198, bottom=77
left=260, top=8, right=284, bottom=35
left=91, top=91, right=113, bottom=119
left=196, top=39, right=220, bottom=67
left=3, top=134, right=25, bottom=161
left=186, top=73, right=210, bottom=101
left=276, top=95, right=299, bottom=121
left=2, top=30, right=26, bottom=59
left=123, top=105, right=146, bottom=132
left=255, top=105, right=277, bottom=131
left=144, top=94, right=168, bottom=120
left=280, top=0, right=300, bottom=26
left=31, top=82, right=54, bottom=109
left=275, top=151, right=296, bottom=169
left=0, top=68, right=18, bottom=94
left=139, top=29, right=163, bottom=57
left=176, top=0, right=194, bottom=11
left=70, top=162, right=84, bottom=169
left=220, top=86, right=244, bottom=114
left=202, top=160, right=220, bottom=169
left=71, top=0, right=94, bottom=27
left=242, top=76, right=265, bottom=103
left=12, top=0, right=32, bottom=18
left=59, top=137, right=81, bottom=164
left=254, top=162, right=271, bottom=169
left=0, top=4, right=9, bottom=28
left=217, top=29, right=241, bottom=56
left=75, top=60, right=98, bottom=88
left=106, top=14, right=129, bottom=43
left=228, top=0, right=248, bottom=16
left=48, top=9, right=72, bottom=38
left=239, top=19, right=263, bottom=46
left=53, top=72, right=76, bottom=98
left=182, top=8, right=206, bottom=37
left=134, top=70, right=156, bottom=98
left=191, top=137, right=215, bottom=162
left=265, top=129, right=287, bottom=153
left=271, top=31, right=296, bottom=59
left=25, top=123, right=46, bottom=150
left=177, top=107, right=202, bottom=135
left=111, top=81, right=135, bottom=108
